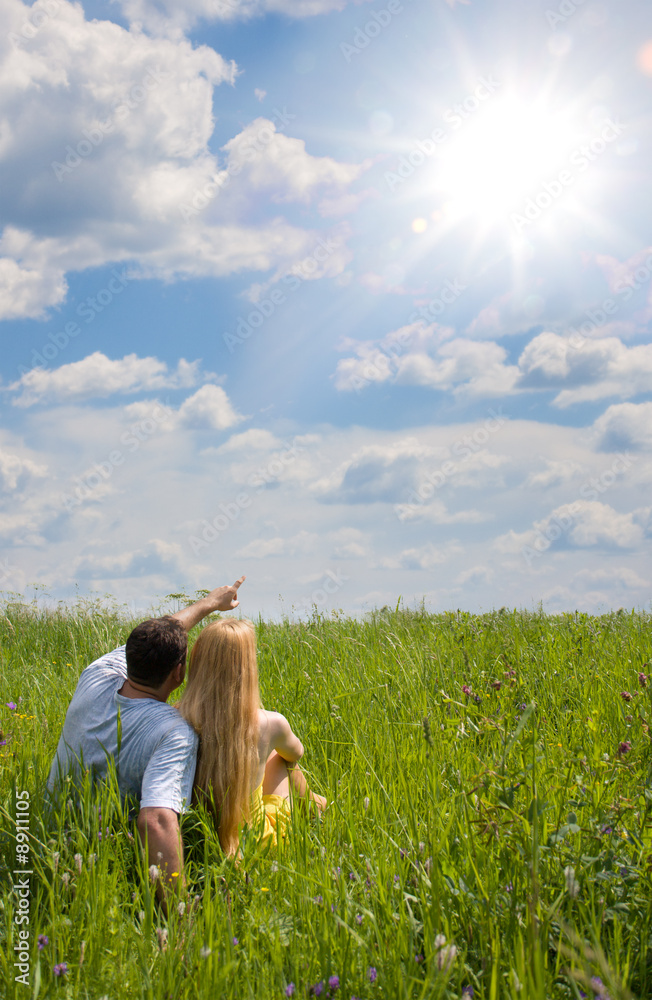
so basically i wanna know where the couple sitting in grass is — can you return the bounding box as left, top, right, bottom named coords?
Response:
left=47, top=579, right=326, bottom=905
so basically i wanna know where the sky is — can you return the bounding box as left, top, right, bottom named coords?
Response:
left=0, top=0, right=651, bottom=618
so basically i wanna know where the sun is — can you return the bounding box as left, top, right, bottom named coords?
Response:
left=429, top=94, right=579, bottom=227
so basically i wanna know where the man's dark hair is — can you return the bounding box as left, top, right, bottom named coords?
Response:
left=125, top=616, right=188, bottom=688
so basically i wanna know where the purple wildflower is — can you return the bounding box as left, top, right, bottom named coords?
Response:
left=415, top=954, right=424, bottom=964
left=618, top=741, right=632, bottom=756
left=355, top=914, right=363, bottom=925
left=5, top=702, right=16, bottom=710
left=311, top=982, right=324, bottom=997
left=313, top=895, right=323, bottom=905
left=639, top=672, right=648, bottom=688
left=461, top=685, right=471, bottom=696
left=37, top=935, right=49, bottom=950
left=232, top=937, right=239, bottom=946
left=462, top=989, right=474, bottom=999
left=473, top=694, right=482, bottom=704
left=600, top=825, right=613, bottom=835
left=53, top=963, right=68, bottom=976
left=367, top=967, right=377, bottom=983
left=285, top=984, right=295, bottom=997
left=492, top=680, right=502, bottom=691
left=620, top=691, right=632, bottom=703
left=328, top=975, right=340, bottom=990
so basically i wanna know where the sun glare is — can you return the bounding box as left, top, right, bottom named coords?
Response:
left=431, top=96, right=578, bottom=226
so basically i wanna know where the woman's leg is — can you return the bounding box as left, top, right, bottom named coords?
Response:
left=262, top=752, right=327, bottom=813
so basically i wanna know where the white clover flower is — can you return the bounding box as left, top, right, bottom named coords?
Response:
left=434, top=933, right=447, bottom=948
left=177, top=901, right=186, bottom=916
left=436, top=943, right=457, bottom=971
left=149, top=864, right=160, bottom=882
left=564, top=866, right=580, bottom=898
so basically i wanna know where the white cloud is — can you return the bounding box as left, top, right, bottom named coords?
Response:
left=455, top=565, right=494, bottom=587
left=0, top=254, right=68, bottom=321
left=0, top=450, right=48, bottom=492
left=377, top=542, right=461, bottom=571
left=591, top=402, right=652, bottom=452
left=222, top=119, right=363, bottom=205
left=215, top=428, right=281, bottom=453
left=495, top=500, right=646, bottom=555
left=115, top=0, right=367, bottom=35
left=573, top=567, right=649, bottom=590
left=8, top=352, right=203, bottom=407
left=237, top=530, right=317, bottom=559
left=524, top=458, right=586, bottom=490
left=177, top=385, right=244, bottom=431
left=334, top=324, right=518, bottom=398
left=315, top=438, right=439, bottom=504
left=335, top=324, right=652, bottom=406
left=74, top=539, right=184, bottom=579
left=0, top=1, right=363, bottom=318
left=516, top=332, right=652, bottom=407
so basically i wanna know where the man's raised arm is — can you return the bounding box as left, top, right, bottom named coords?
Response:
left=169, top=577, right=246, bottom=632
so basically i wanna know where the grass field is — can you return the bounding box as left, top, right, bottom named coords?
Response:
left=1, top=593, right=651, bottom=1000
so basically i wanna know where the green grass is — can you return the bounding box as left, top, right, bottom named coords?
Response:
left=1, top=594, right=651, bottom=999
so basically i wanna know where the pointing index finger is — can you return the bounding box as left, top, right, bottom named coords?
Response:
left=232, top=575, right=246, bottom=591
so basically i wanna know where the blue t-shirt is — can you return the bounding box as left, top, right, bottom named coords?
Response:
left=47, top=646, right=198, bottom=813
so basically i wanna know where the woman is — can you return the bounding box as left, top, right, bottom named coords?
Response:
left=178, top=618, right=326, bottom=856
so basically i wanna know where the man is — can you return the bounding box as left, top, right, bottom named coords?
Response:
left=47, top=578, right=245, bottom=906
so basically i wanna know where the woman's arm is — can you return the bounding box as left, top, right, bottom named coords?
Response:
left=262, top=711, right=304, bottom=763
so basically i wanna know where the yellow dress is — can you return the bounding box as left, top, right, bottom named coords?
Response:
left=249, top=782, right=291, bottom=848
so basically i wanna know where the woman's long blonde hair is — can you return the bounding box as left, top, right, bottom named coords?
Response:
left=178, top=618, right=260, bottom=856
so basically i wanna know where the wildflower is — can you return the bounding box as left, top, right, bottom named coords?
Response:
left=37, top=935, right=49, bottom=950
left=232, top=937, right=239, bottom=946
left=618, top=741, right=632, bottom=756
left=53, top=963, right=68, bottom=976
left=310, top=982, right=324, bottom=996
left=564, top=866, right=580, bottom=898
left=355, top=914, right=363, bottom=925
left=473, top=694, right=481, bottom=704
left=418, top=841, right=425, bottom=853
left=177, top=901, right=186, bottom=916
left=367, top=967, right=377, bottom=983
left=149, top=864, right=160, bottom=882
left=363, top=797, right=370, bottom=811
left=519, top=703, right=527, bottom=712
left=328, top=975, right=340, bottom=990
left=61, top=873, right=70, bottom=887
left=5, top=702, right=16, bottom=710
left=492, top=680, right=502, bottom=691
left=462, top=989, right=474, bottom=999
left=313, top=895, right=323, bottom=905
left=285, top=985, right=296, bottom=997
left=461, top=685, right=471, bottom=696
left=200, top=946, right=212, bottom=958
left=415, top=954, right=424, bottom=964
left=74, top=853, right=83, bottom=874
left=434, top=933, right=447, bottom=948
left=437, top=944, right=457, bottom=971
left=620, top=691, right=632, bottom=703
left=639, top=672, right=648, bottom=687
left=156, top=927, right=168, bottom=950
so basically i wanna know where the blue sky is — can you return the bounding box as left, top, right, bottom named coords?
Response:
left=1, top=0, right=651, bottom=617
